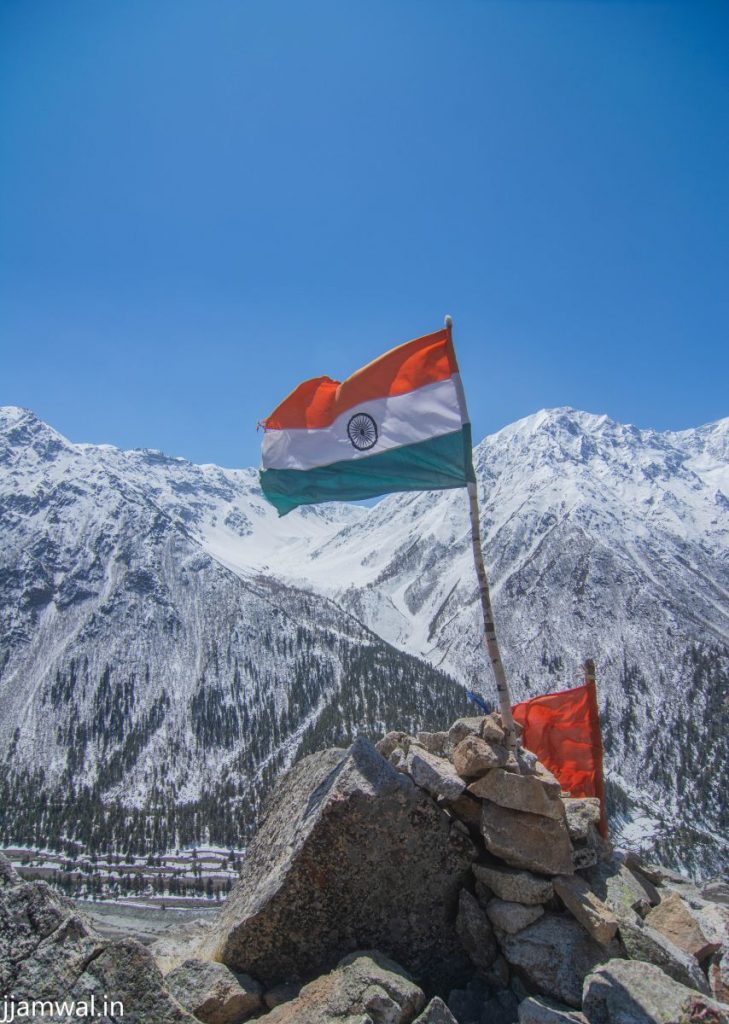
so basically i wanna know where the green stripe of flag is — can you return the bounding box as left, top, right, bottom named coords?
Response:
left=260, top=426, right=475, bottom=516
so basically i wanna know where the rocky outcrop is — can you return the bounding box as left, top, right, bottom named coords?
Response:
left=0, top=854, right=195, bottom=1023
left=582, top=959, right=729, bottom=1024
left=202, top=737, right=476, bottom=991
left=3, top=707, right=728, bottom=1024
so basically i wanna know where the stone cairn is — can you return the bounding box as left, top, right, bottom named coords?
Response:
left=1, top=712, right=728, bottom=1024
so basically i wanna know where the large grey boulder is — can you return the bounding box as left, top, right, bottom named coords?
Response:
left=498, top=914, right=609, bottom=1008
left=258, top=951, right=425, bottom=1024
left=472, top=863, right=554, bottom=906
left=202, top=738, right=476, bottom=991
left=582, top=958, right=729, bottom=1024
left=0, top=854, right=193, bottom=1023
left=166, top=959, right=263, bottom=1023
left=481, top=802, right=574, bottom=876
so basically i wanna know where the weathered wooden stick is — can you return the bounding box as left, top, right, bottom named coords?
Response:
left=583, top=657, right=608, bottom=838
left=444, top=315, right=517, bottom=747
left=466, top=478, right=518, bottom=747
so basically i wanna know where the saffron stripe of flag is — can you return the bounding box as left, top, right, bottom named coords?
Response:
left=259, top=328, right=475, bottom=516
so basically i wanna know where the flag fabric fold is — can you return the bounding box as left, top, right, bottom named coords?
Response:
left=259, top=328, right=475, bottom=515
left=512, top=679, right=608, bottom=837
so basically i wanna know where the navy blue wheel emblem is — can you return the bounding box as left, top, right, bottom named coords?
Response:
left=347, top=412, right=378, bottom=451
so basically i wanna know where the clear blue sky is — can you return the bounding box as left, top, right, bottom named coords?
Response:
left=1, top=0, right=727, bottom=467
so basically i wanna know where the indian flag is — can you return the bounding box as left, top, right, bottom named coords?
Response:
left=259, top=326, right=475, bottom=516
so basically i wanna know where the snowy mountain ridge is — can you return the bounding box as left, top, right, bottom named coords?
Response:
left=1, top=404, right=727, bottom=873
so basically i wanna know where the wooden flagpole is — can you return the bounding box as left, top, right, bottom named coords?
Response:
left=445, top=315, right=518, bottom=747
left=582, top=657, right=609, bottom=838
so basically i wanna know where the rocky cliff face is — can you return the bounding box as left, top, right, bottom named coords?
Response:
left=1, top=713, right=727, bottom=1024
left=1, top=405, right=727, bottom=872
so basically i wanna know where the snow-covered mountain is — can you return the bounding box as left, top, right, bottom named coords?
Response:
left=0, top=406, right=471, bottom=856
left=1, top=405, right=727, bottom=873
left=286, top=409, right=729, bottom=872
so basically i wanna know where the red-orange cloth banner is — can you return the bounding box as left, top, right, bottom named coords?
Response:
left=512, top=680, right=608, bottom=838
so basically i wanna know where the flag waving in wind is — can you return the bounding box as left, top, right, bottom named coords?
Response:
left=259, top=327, right=475, bottom=516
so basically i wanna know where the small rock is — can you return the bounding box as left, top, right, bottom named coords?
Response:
left=417, top=731, right=450, bottom=756
left=481, top=801, right=574, bottom=876
left=570, top=841, right=599, bottom=872
left=165, top=960, right=263, bottom=1024
left=614, top=849, right=663, bottom=886
left=482, top=715, right=506, bottom=744
left=533, top=762, right=562, bottom=796
left=413, top=996, right=459, bottom=1023
left=517, top=995, right=588, bottom=1024
left=582, top=958, right=729, bottom=1024
left=645, top=891, right=721, bottom=963
left=406, top=746, right=467, bottom=802
left=517, top=748, right=539, bottom=775
left=377, top=732, right=408, bottom=758
left=486, top=898, right=544, bottom=935
left=498, top=913, right=608, bottom=1008
left=553, top=875, right=618, bottom=946
left=581, top=856, right=658, bottom=920
left=702, top=877, right=729, bottom=906
left=258, top=951, right=425, bottom=1024
left=455, top=888, right=499, bottom=971
left=469, top=770, right=565, bottom=821
left=448, top=717, right=486, bottom=748
left=472, top=863, right=554, bottom=906
left=562, top=799, right=601, bottom=842
left=452, top=735, right=507, bottom=778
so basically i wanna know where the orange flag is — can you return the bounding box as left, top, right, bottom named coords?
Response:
left=512, top=678, right=608, bottom=838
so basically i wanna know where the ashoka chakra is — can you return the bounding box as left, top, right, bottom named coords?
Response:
left=347, top=412, right=378, bottom=451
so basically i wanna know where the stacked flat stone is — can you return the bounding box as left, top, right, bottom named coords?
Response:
left=376, top=713, right=729, bottom=1021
